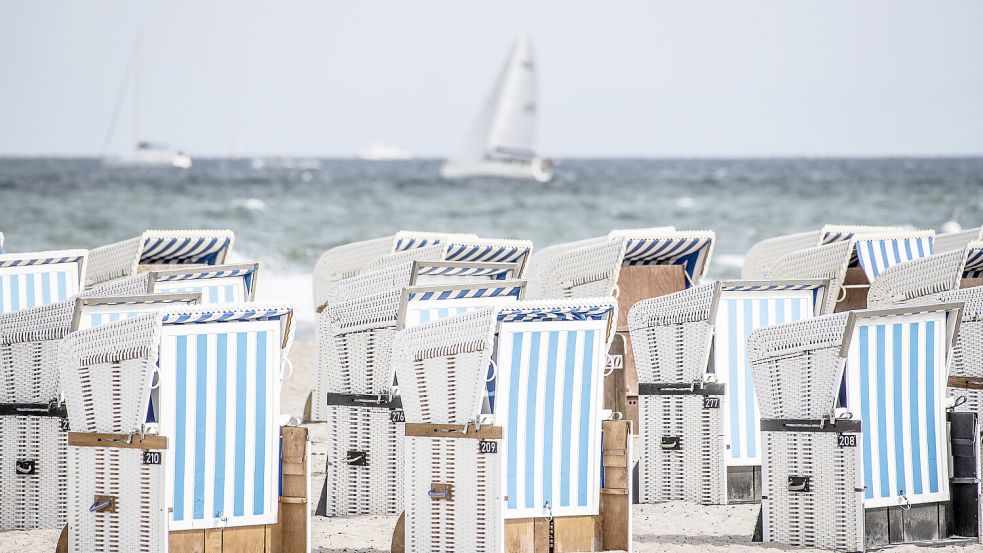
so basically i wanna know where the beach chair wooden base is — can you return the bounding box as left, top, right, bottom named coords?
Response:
left=57, top=427, right=310, bottom=553
left=726, top=466, right=762, bottom=503
left=962, top=278, right=983, bottom=289
left=391, top=421, right=632, bottom=553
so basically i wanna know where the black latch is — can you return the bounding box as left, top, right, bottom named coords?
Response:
left=660, top=436, right=681, bottom=450
left=787, top=476, right=810, bottom=492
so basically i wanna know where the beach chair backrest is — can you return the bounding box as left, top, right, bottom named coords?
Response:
left=0, top=300, right=76, bottom=403
left=493, top=299, right=616, bottom=519
left=611, top=229, right=715, bottom=288
left=715, top=280, right=830, bottom=466
left=0, top=250, right=87, bottom=314
left=435, top=237, right=533, bottom=278
left=321, top=262, right=416, bottom=309
left=392, top=231, right=479, bottom=252
left=71, top=293, right=201, bottom=331
left=526, top=238, right=625, bottom=299
left=312, top=235, right=396, bottom=308
left=853, top=233, right=935, bottom=282
left=867, top=249, right=965, bottom=307
left=392, top=308, right=497, bottom=424
left=628, top=283, right=717, bottom=384
left=743, top=225, right=902, bottom=280
left=399, top=279, right=526, bottom=330
left=840, top=304, right=960, bottom=509
left=147, top=263, right=258, bottom=303
left=934, top=227, right=983, bottom=254
left=323, top=289, right=401, bottom=395
left=936, top=286, right=983, bottom=381
left=87, top=229, right=234, bottom=286
left=155, top=305, right=293, bottom=530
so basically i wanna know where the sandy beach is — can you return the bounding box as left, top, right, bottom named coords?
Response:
left=3, top=336, right=980, bottom=553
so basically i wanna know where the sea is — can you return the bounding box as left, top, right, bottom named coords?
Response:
left=1, top=157, right=981, bottom=330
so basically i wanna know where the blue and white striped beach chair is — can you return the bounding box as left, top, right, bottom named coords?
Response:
left=611, top=228, right=714, bottom=288
left=766, top=230, right=935, bottom=313
left=61, top=304, right=295, bottom=536
left=88, top=263, right=259, bottom=305
left=399, top=279, right=526, bottom=330
left=0, top=249, right=87, bottom=315
left=867, top=240, right=983, bottom=308
left=0, top=292, right=199, bottom=531
left=86, top=229, right=235, bottom=287
left=748, top=303, right=965, bottom=550
left=743, top=225, right=904, bottom=280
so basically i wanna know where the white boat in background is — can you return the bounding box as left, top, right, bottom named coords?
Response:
left=358, top=142, right=412, bottom=161
left=102, top=32, right=192, bottom=169
left=441, top=34, right=553, bottom=183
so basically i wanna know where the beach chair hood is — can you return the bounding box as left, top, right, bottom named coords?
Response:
left=0, top=249, right=88, bottom=315
left=610, top=228, right=715, bottom=287
left=86, top=229, right=234, bottom=287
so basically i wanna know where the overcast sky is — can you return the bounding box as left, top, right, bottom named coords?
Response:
left=2, top=0, right=982, bottom=157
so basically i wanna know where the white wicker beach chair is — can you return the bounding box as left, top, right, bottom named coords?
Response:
left=743, top=225, right=904, bottom=280
left=86, top=229, right=235, bottom=287
left=629, top=279, right=831, bottom=505
left=748, top=303, right=965, bottom=550
left=0, top=292, right=199, bottom=532
left=611, top=228, right=714, bottom=287
left=398, top=279, right=526, bottom=330
left=767, top=230, right=935, bottom=313
left=87, top=262, right=259, bottom=304
left=393, top=298, right=620, bottom=551
left=0, top=250, right=87, bottom=314
left=935, top=226, right=983, bottom=253
left=525, top=237, right=626, bottom=299
left=62, top=303, right=294, bottom=539
left=318, top=246, right=445, bottom=310
left=416, top=237, right=533, bottom=283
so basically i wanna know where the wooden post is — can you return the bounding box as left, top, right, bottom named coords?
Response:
left=834, top=267, right=869, bottom=312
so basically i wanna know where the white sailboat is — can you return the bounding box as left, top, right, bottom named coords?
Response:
left=441, top=34, right=553, bottom=183
left=103, top=33, right=191, bottom=169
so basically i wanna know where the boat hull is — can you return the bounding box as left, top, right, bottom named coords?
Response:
left=440, top=159, right=553, bottom=183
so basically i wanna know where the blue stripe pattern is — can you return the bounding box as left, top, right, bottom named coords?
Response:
left=621, top=237, right=713, bottom=286
left=140, top=236, right=231, bottom=265
left=851, top=317, right=947, bottom=506
left=963, top=246, right=983, bottom=278
left=500, top=325, right=604, bottom=517
left=0, top=266, right=79, bottom=314
left=855, top=237, right=934, bottom=280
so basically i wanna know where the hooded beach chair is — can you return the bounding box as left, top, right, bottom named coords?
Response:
left=605, top=228, right=715, bottom=434
left=60, top=303, right=295, bottom=551
left=86, top=229, right=235, bottom=287
left=392, top=298, right=631, bottom=553
left=0, top=292, right=198, bottom=532
left=0, top=250, right=87, bottom=314
left=766, top=230, right=935, bottom=313
left=311, top=231, right=480, bottom=310
left=748, top=304, right=974, bottom=550
left=628, top=278, right=831, bottom=505
left=743, top=225, right=904, bottom=280
left=88, top=262, right=259, bottom=304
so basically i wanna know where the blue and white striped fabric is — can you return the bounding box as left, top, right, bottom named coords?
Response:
left=161, top=307, right=291, bottom=325
left=0, top=256, right=82, bottom=314
left=157, top=319, right=282, bottom=529
left=498, top=305, right=614, bottom=323
left=714, top=289, right=816, bottom=466
left=963, top=244, right=983, bottom=278
left=495, top=319, right=606, bottom=518
left=821, top=230, right=858, bottom=245
left=77, top=298, right=197, bottom=331
left=154, top=276, right=248, bottom=304
left=620, top=236, right=713, bottom=286
left=140, top=235, right=232, bottom=266
left=404, top=286, right=523, bottom=328
left=844, top=313, right=949, bottom=509
left=393, top=236, right=443, bottom=252
left=855, top=237, right=934, bottom=281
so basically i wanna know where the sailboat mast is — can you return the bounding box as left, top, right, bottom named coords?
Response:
left=102, top=31, right=142, bottom=156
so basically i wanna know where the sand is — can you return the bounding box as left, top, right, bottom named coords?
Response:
left=3, top=337, right=982, bottom=553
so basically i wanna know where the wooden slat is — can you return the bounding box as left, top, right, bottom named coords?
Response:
left=505, top=519, right=536, bottom=553
left=204, top=529, right=223, bottom=553
left=615, top=264, right=687, bottom=329
left=68, top=432, right=167, bottom=450
left=949, top=376, right=983, bottom=390
left=277, top=426, right=309, bottom=553
left=961, top=278, right=983, bottom=289
left=404, top=423, right=502, bottom=440
left=169, top=529, right=205, bottom=553
left=554, top=515, right=599, bottom=552
left=222, top=526, right=266, bottom=553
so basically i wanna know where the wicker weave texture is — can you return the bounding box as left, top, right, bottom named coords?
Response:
left=68, top=445, right=166, bottom=553
left=939, top=286, right=983, bottom=380
left=312, top=236, right=396, bottom=307
left=0, top=300, right=75, bottom=403
left=0, top=417, right=68, bottom=530
left=403, top=435, right=502, bottom=553
left=525, top=238, right=625, bottom=300
left=867, top=249, right=964, bottom=307
left=629, top=283, right=717, bottom=384
left=766, top=241, right=853, bottom=314
left=320, top=405, right=404, bottom=516
left=935, top=227, right=983, bottom=254
left=637, top=395, right=726, bottom=505
left=760, top=431, right=863, bottom=551
left=743, top=231, right=823, bottom=280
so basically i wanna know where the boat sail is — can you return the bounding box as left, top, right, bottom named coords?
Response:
left=441, top=34, right=553, bottom=183
left=103, top=33, right=191, bottom=169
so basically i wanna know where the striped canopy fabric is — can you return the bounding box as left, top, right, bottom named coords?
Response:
left=392, top=232, right=478, bottom=253
left=0, top=251, right=86, bottom=314
left=402, top=284, right=524, bottom=328
left=75, top=295, right=200, bottom=331
left=140, top=232, right=233, bottom=266
left=963, top=242, right=983, bottom=278
left=157, top=318, right=283, bottom=530
left=844, top=311, right=950, bottom=509
left=714, top=285, right=821, bottom=466
left=855, top=236, right=934, bottom=281
left=150, top=265, right=257, bottom=304
left=443, top=241, right=531, bottom=265
left=413, top=261, right=521, bottom=280
left=616, top=232, right=714, bottom=286
left=494, top=318, right=607, bottom=519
